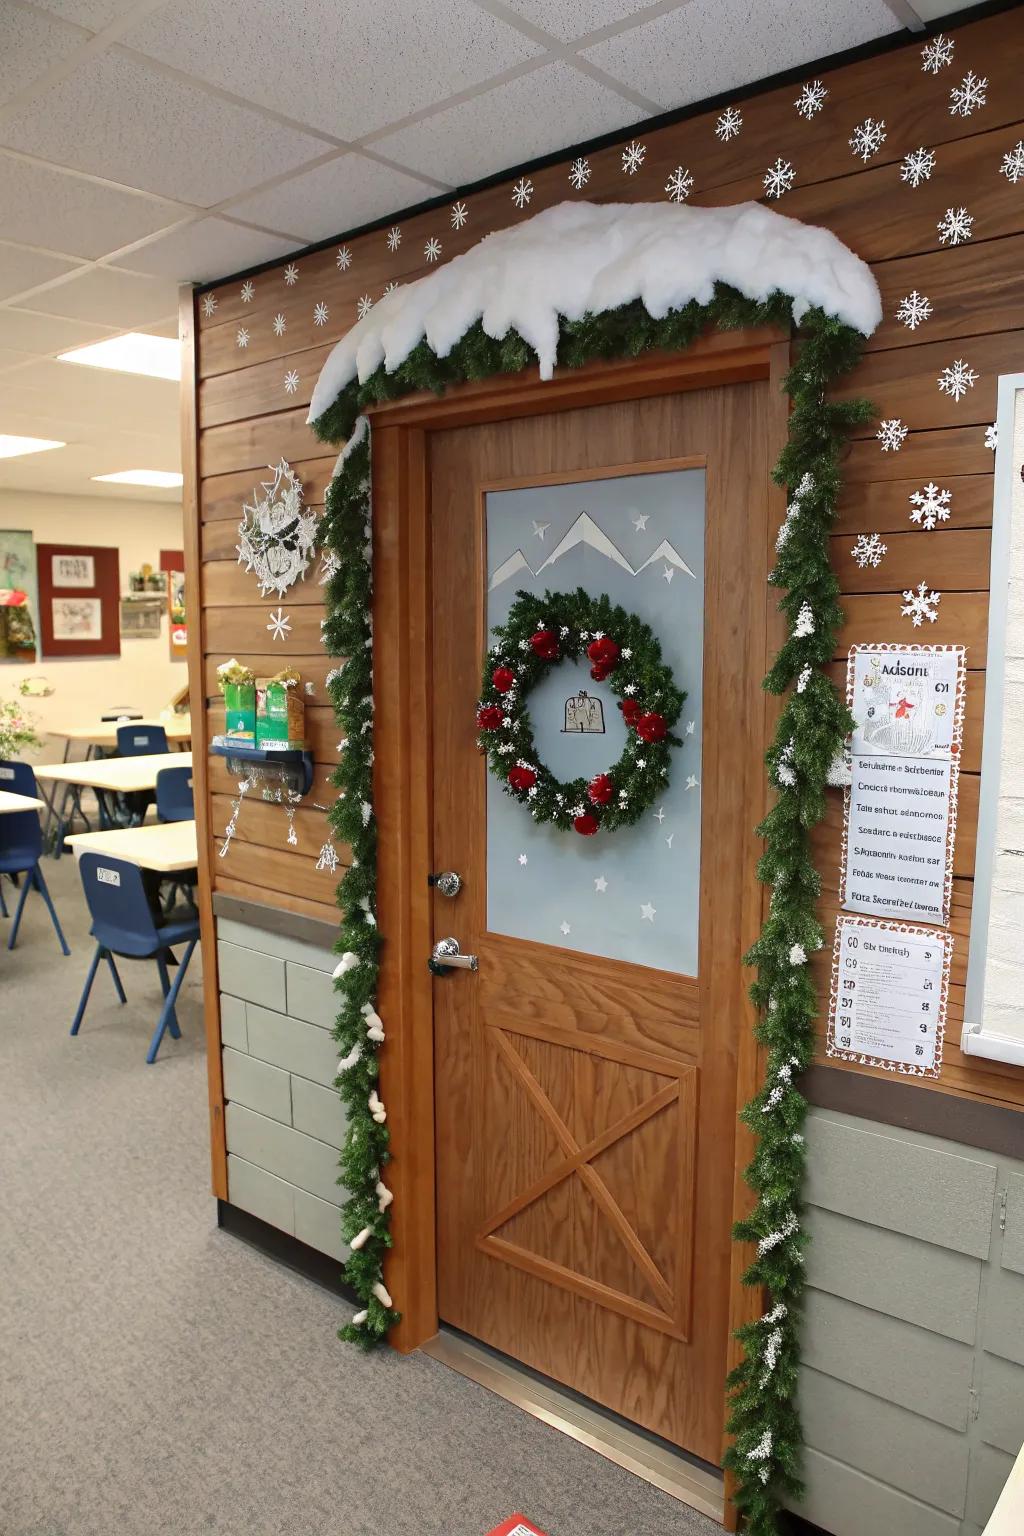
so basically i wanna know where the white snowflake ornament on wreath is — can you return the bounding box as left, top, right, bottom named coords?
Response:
left=794, top=79, right=827, bottom=119
left=238, top=459, right=314, bottom=598
left=569, top=157, right=591, bottom=190
left=851, top=532, right=887, bottom=568
left=715, top=106, right=742, bottom=141
left=909, top=482, right=952, bottom=530
left=900, top=147, right=935, bottom=188
left=902, top=581, right=941, bottom=626
left=896, top=290, right=932, bottom=331
left=921, top=33, right=954, bottom=73
left=763, top=158, right=795, bottom=199
left=1000, top=141, right=1024, bottom=185
left=849, top=117, right=886, bottom=162
left=877, top=418, right=908, bottom=452
left=621, top=139, right=646, bottom=175
left=665, top=166, right=693, bottom=203
left=937, top=358, right=978, bottom=402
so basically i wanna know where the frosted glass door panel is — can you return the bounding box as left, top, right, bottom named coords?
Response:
left=486, top=468, right=704, bottom=975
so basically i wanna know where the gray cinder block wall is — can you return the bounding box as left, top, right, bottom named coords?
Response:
left=216, top=917, right=347, bottom=1262
left=790, top=1109, right=1024, bottom=1536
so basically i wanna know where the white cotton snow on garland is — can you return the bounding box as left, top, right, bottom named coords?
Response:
left=307, top=200, right=881, bottom=422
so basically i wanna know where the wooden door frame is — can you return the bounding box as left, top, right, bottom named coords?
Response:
left=367, top=327, right=790, bottom=1494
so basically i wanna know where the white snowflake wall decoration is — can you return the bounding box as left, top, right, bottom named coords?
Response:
left=985, top=423, right=998, bottom=450
left=267, top=607, right=292, bottom=641
left=450, top=200, right=468, bottom=228
left=665, top=166, right=694, bottom=203
left=715, top=106, right=742, bottom=141
left=424, top=237, right=442, bottom=263
left=201, top=294, right=217, bottom=318
left=1000, top=141, right=1024, bottom=185
left=284, top=369, right=299, bottom=395
left=512, top=177, right=533, bottom=208
left=386, top=226, right=401, bottom=252
left=240, top=279, right=255, bottom=303
left=921, top=33, right=954, bottom=73
left=794, top=79, right=827, bottom=119
left=763, top=158, right=796, bottom=199
left=901, top=581, right=941, bottom=627
left=236, top=327, right=249, bottom=349
left=937, top=359, right=978, bottom=402
left=313, top=301, right=329, bottom=327
left=237, top=460, right=315, bottom=599
left=283, top=263, right=299, bottom=286
left=851, top=533, right=887, bottom=568
left=621, top=139, right=646, bottom=175
left=336, top=245, right=352, bottom=271
left=849, top=117, right=886, bottom=162
left=382, top=281, right=398, bottom=297
left=938, top=206, right=973, bottom=245
left=896, top=291, right=932, bottom=331
left=315, top=840, right=340, bottom=874
left=569, top=157, right=591, bottom=190
left=949, top=70, right=987, bottom=118
left=877, top=418, right=908, bottom=452
left=900, top=147, right=935, bottom=188
left=909, top=482, right=952, bottom=530
left=272, top=312, right=286, bottom=336
left=357, top=294, right=373, bottom=319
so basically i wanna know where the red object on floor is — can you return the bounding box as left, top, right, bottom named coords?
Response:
left=485, top=1519, right=549, bottom=1536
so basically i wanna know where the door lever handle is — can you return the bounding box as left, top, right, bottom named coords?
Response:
left=429, top=936, right=479, bottom=975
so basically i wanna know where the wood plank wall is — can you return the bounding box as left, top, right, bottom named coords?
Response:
left=189, top=6, right=1024, bottom=1110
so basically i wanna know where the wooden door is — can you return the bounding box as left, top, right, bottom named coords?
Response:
left=430, top=383, right=770, bottom=1465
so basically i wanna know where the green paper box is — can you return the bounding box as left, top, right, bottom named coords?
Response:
left=256, top=673, right=305, bottom=749
left=223, top=681, right=256, bottom=743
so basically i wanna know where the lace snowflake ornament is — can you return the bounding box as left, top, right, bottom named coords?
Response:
left=900, top=147, right=935, bottom=188
left=763, top=158, right=795, bottom=199
left=665, top=165, right=693, bottom=203
left=1001, top=141, right=1024, bottom=185
left=568, top=157, right=591, bottom=190
left=896, top=290, right=932, bottom=330
left=937, top=359, right=978, bottom=402
left=921, top=33, right=954, bottom=73
left=949, top=70, right=987, bottom=117
left=909, top=482, right=952, bottom=530
left=237, top=460, right=315, bottom=598
left=715, top=106, right=742, bottom=141
left=901, top=581, right=941, bottom=627
left=849, top=117, right=886, bottom=162
left=938, top=206, right=973, bottom=246
left=851, top=533, right=887, bottom=568
left=985, top=423, right=998, bottom=451
left=877, top=418, right=908, bottom=452
left=794, top=79, right=827, bottom=119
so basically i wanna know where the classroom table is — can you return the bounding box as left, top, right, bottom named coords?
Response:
left=34, top=753, right=194, bottom=854
left=51, top=717, right=192, bottom=754
left=0, top=790, right=46, bottom=814
left=64, top=819, right=198, bottom=873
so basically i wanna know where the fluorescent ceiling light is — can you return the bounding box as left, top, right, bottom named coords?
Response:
left=92, top=469, right=184, bottom=488
left=0, top=434, right=65, bottom=459
left=58, top=332, right=180, bottom=381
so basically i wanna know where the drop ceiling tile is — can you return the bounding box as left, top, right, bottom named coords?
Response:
left=0, top=307, right=121, bottom=355
left=111, top=216, right=303, bottom=282
left=7, top=357, right=178, bottom=427
left=0, top=347, right=37, bottom=372
left=0, top=153, right=188, bottom=261
left=370, top=59, right=643, bottom=186
left=0, top=2, right=87, bottom=109
left=121, top=0, right=542, bottom=141
left=497, top=0, right=681, bottom=44
left=19, top=266, right=179, bottom=326
left=581, top=0, right=900, bottom=111
left=33, top=0, right=143, bottom=28
left=224, top=155, right=439, bottom=246
left=911, top=0, right=989, bottom=16
left=0, top=242, right=85, bottom=302
left=0, top=50, right=333, bottom=206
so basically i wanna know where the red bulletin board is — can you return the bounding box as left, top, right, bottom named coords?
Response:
left=37, top=543, right=120, bottom=658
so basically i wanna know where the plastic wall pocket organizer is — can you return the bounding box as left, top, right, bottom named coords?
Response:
left=210, top=742, right=315, bottom=798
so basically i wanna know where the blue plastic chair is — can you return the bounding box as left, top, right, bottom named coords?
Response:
left=155, top=765, right=194, bottom=822
left=0, top=760, right=69, bottom=955
left=72, top=852, right=199, bottom=1064
left=115, top=723, right=168, bottom=756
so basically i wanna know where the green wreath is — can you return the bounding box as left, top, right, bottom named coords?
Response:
left=476, top=587, right=685, bottom=835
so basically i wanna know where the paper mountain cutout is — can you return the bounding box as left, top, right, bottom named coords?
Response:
left=489, top=512, right=695, bottom=590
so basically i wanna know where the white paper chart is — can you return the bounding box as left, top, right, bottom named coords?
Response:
left=826, top=915, right=953, bottom=1078
left=841, top=644, right=965, bottom=926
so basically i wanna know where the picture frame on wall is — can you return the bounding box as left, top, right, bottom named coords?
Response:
left=0, top=529, right=40, bottom=663
left=36, top=542, right=120, bottom=658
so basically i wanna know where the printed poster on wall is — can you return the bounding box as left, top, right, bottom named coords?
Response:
left=826, top=914, right=953, bottom=1078
left=840, top=644, right=966, bottom=927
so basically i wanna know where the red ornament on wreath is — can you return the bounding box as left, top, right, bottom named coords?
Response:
left=573, top=811, right=600, bottom=836
left=636, top=711, right=667, bottom=743
left=619, top=697, right=642, bottom=727
left=508, top=764, right=536, bottom=793
left=587, top=636, right=620, bottom=671
left=492, top=665, right=515, bottom=693
left=588, top=773, right=614, bottom=807
left=476, top=704, right=503, bottom=731
left=530, top=629, right=559, bottom=660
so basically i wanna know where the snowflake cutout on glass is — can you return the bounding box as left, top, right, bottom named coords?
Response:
left=715, top=105, right=742, bottom=141
left=937, top=358, right=978, bottom=402
left=938, top=206, right=973, bottom=245
left=621, top=139, right=646, bottom=175
left=424, top=237, right=442, bottom=263
left=568, top=156, right=591, bottom=190
left=896, top=290, right=932, bottom=330
left=949, top=70, right=987, bottom=118
left=985, top=423, right=998, bottom=451
left=336, top=245, right=351, bottom=271
left=236, top=327, right=249, bottom=349
left=512, top=177, right=533, bottom=208
left=200, top=294, right=217, bottom=318
left=900, top=146, right=935, bottom=188
left=267, top=607, right=292, bottom=641
left=450, top=200, right=468, bottom=229
left=315, top=840, right=340, bottom=874
left=313, top=301, right=328, bottom=327
left=665, top=165, right=693, bottom=203
left=794, top=79, right=827, bottom=119
left=909, top=481, right=952, bottom=530
left=283, top=263, right=299, bottom=286
left=849, top=117, right=886, bottom=162
left=877, top=418, right=908, bottom=452
left=385, top=226, right=401, bottom=253
left=763, top=158, right=795, bottom=199
left=240, top=279, right=255, bottom=303
left=357, top=294, right=373, bottom=319
left=921, top=33, right=954, bottom=73
left=284, top=369, right=299, bottom=395
left=1000, top=141, right=1024, bottom=185
left=851, top=533, right=887, bottom=569
left=901, top=581, right=941, bottom=627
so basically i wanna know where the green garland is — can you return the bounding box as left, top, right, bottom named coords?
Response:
left=477, top=588, right=685, bottom=835
left=315, top=284, right=873, bottom=1535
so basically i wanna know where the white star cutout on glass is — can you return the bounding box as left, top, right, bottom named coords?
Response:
left=336, top=245, right=352, bottom=271
left=653, top=807, right=666, bottom=823
left=949, top=70, right=987, bottom=118
left=512, top=177, right=533, bottom=208
left=569, top=157, right=591, bottom=190
left=313, top=301, right=329, bottom=327
left=272, top=312, right=286, bottom=336
left=450, top=200, right=468, bottom=229
left=640, top=902, right=656, bottom=923
left=876, top=418, right=908, bottom=452
left=424, top=237, right=442, bottom=263
left=686, top=720, right=695, bottom=734
left=386, top=226, right=401, bottom=252
left=900, top=147, right=935, bottom=188
left=665, top=166, right=693, bottom=203
left=937, top=358, right=978, bottom=402
left=685, top=775, right=699, bottom=791
left=937, top=206, right=973, bottom=245
left=896, top=290, right=932, bottom=330
left=921, top=32, right=954, bottom=73
left=794, top=79, right=827, bottom=120
left=594, top=875, right=608, bottom=893
left=662, top=565, right=674, bottom=583
left=632, top=512, right=649, bottom=532
left=200, top=294, right=217, bottom=318
left=1001, top=141, right=1024, bottom=185
left=283, top=369, right=299, bottom=394
left=236, top=327, right=249, bottom=348
left=518, top=853, right=528, bottom=866
left=267, top=607, right=291, bottom=641
left=559, top=921, right=571, bottom=936
left=851, top=532, right=887, bottom=568
left=665, top=834, right=674, bottom=849
left=715, top=106, right=742, bottom=141
left=621, top=139, right=646, bottom=175
left=763, top=158, right=796, bottom=199
left=909, top=482, right=952, bottom=529
left=531, top=520, right=549, bottom=540
left=849, top=117, right=886, bottom=162
left=240, top=279, right=254, bottom=303
left=357, top=294, right=373, bottom=319
left=283, top=263, right=299, bottom=286
left=901, top=581, right=941, bottom=627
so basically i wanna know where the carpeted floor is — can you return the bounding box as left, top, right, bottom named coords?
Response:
left=0, top=855, right=719, bottom=1536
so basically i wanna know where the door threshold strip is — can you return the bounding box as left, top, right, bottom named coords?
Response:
left=420, top=1328, right=725, bottom=1524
